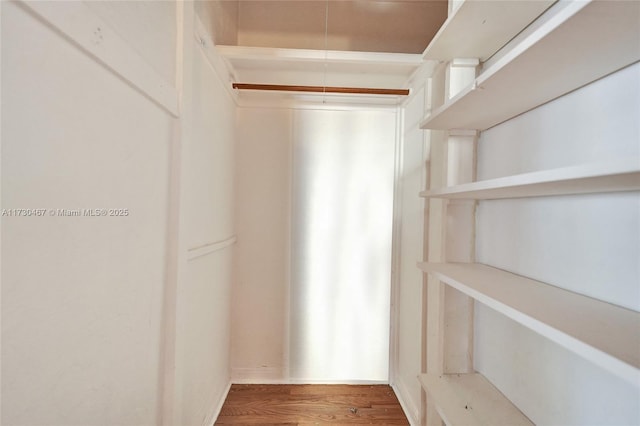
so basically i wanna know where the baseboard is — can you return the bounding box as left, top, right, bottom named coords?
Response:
left=204, top=380, right=231, bottom=426
left=231, top=367, right=285, bottom=383
left=233, top=378, right=389, bottom=385
left=392, top=379, right=420, bottom=426
left=231, top=367, right=387, bottom=385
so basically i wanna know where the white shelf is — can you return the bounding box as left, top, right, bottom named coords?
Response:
left=420, top=0, right=640, bottom=130
left=216, top=45, right=423, bottom=90
left=420, top=159, right=640, bottom=200
left=418, top=262, right=640, bottom=385
left=217, top=45, right=423, bottom=68
left=419, top=373, right=533, bottom=426
left=422, top=0, right=554, bottom=61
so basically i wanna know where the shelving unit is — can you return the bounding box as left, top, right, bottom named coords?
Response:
left=419, top=159, right=640, bottom=200
left=415, top=0, right=640, bottom=424
left=422, top=0, right=553, bottom=62
left=420, top=0, right=640, bottom=130
left=216, top=45, right=423, bottom=100
left=418, top=373, right=533, bottom=426
left=418, top=262, right=640, bottom=385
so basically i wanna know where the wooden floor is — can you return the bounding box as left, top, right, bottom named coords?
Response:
left=215, top=384, right=410, bottom=425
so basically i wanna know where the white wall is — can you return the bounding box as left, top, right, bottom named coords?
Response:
left=172, top=23, right=236, bottom=425
left=475, top=63, right=640, bottom=425
left=1, top=2, right=173, bottom=424
left=289, top=108, right=395, bottom=382
left=392, top=83, right=428, bottom=425
left=232, top=104, right=397, bottom=384
left=232, top=107, right=292, bottom=381
left=1, top=2, right=236, bottom=424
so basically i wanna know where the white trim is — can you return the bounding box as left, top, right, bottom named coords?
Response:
left=232, top=368, right=389, bottom=385
left=389, top=104, right=405, bottom=387
left=235, top=94, right=403, bottom=110
left=447, top=129, right=477, bottom=137
left=187, top=236, right=237, bottom=261
left=392, top=380, right=421, bottom=426
left=233, top=379, right=389, bottom=386
left=218, top=45, right=422, bottom=102
left=450, top=58, right=480, bottom=68
left=18, top=0, right=179, bottom=117
left=283, top=114, right=294, bottom=382
left=158, top=1, right=188, bottom=423
left=231, top=367, right=287, bottom=383
left=0, top=0, right=3, bottom=422
left=217, top=45, right=423, bottom=67
left=204, top=380, right=232, bottom=426
left=400, top=65, right=430, bottom=107
left=235, top=90, right=408, bottom=108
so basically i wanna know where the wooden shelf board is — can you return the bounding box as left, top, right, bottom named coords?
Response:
left=216, top=45, right=421, bottom=95
left=418, top=262, right=640, bottom=385
left=419, top=373, right=533, bottom=426
left=420, top=159, right=640, bottom=200
left=420, top=0, right=640, bottom=130
left=423, top=0, right=554, bottom=61
left=217, top=45, right=423, bottom=78
left=217, top=45, right=424, bottom=67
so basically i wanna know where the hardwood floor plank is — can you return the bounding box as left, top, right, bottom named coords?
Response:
left=216, top=384, right=410, bottom=425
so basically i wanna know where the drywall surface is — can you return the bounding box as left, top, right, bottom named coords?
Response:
left=1, top=1, right=172, bottom=424
left=475, top=305, right=640, bottom=425
left=184, top=47, right=235, bottom=250
left=2, top=2, right=237, bottom=424
left=393, top=85, right=427, bottom=424
left=233, top=106, right=397, bottom=383
left=176, top=248, right=233, bottom=425
left=289, top=108, right=395, bottom=382
left=232, top=107, right=293, bottom=381
left=477, top=63, right=640, bottom=179
left=172, top=42, right=236, bottom=424
left=477, top=63, right=640, bottom=311
left=475, top=64, right=640, bottom=424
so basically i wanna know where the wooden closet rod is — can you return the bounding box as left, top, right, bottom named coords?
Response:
left=232, top=83, right=409, bottom=96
